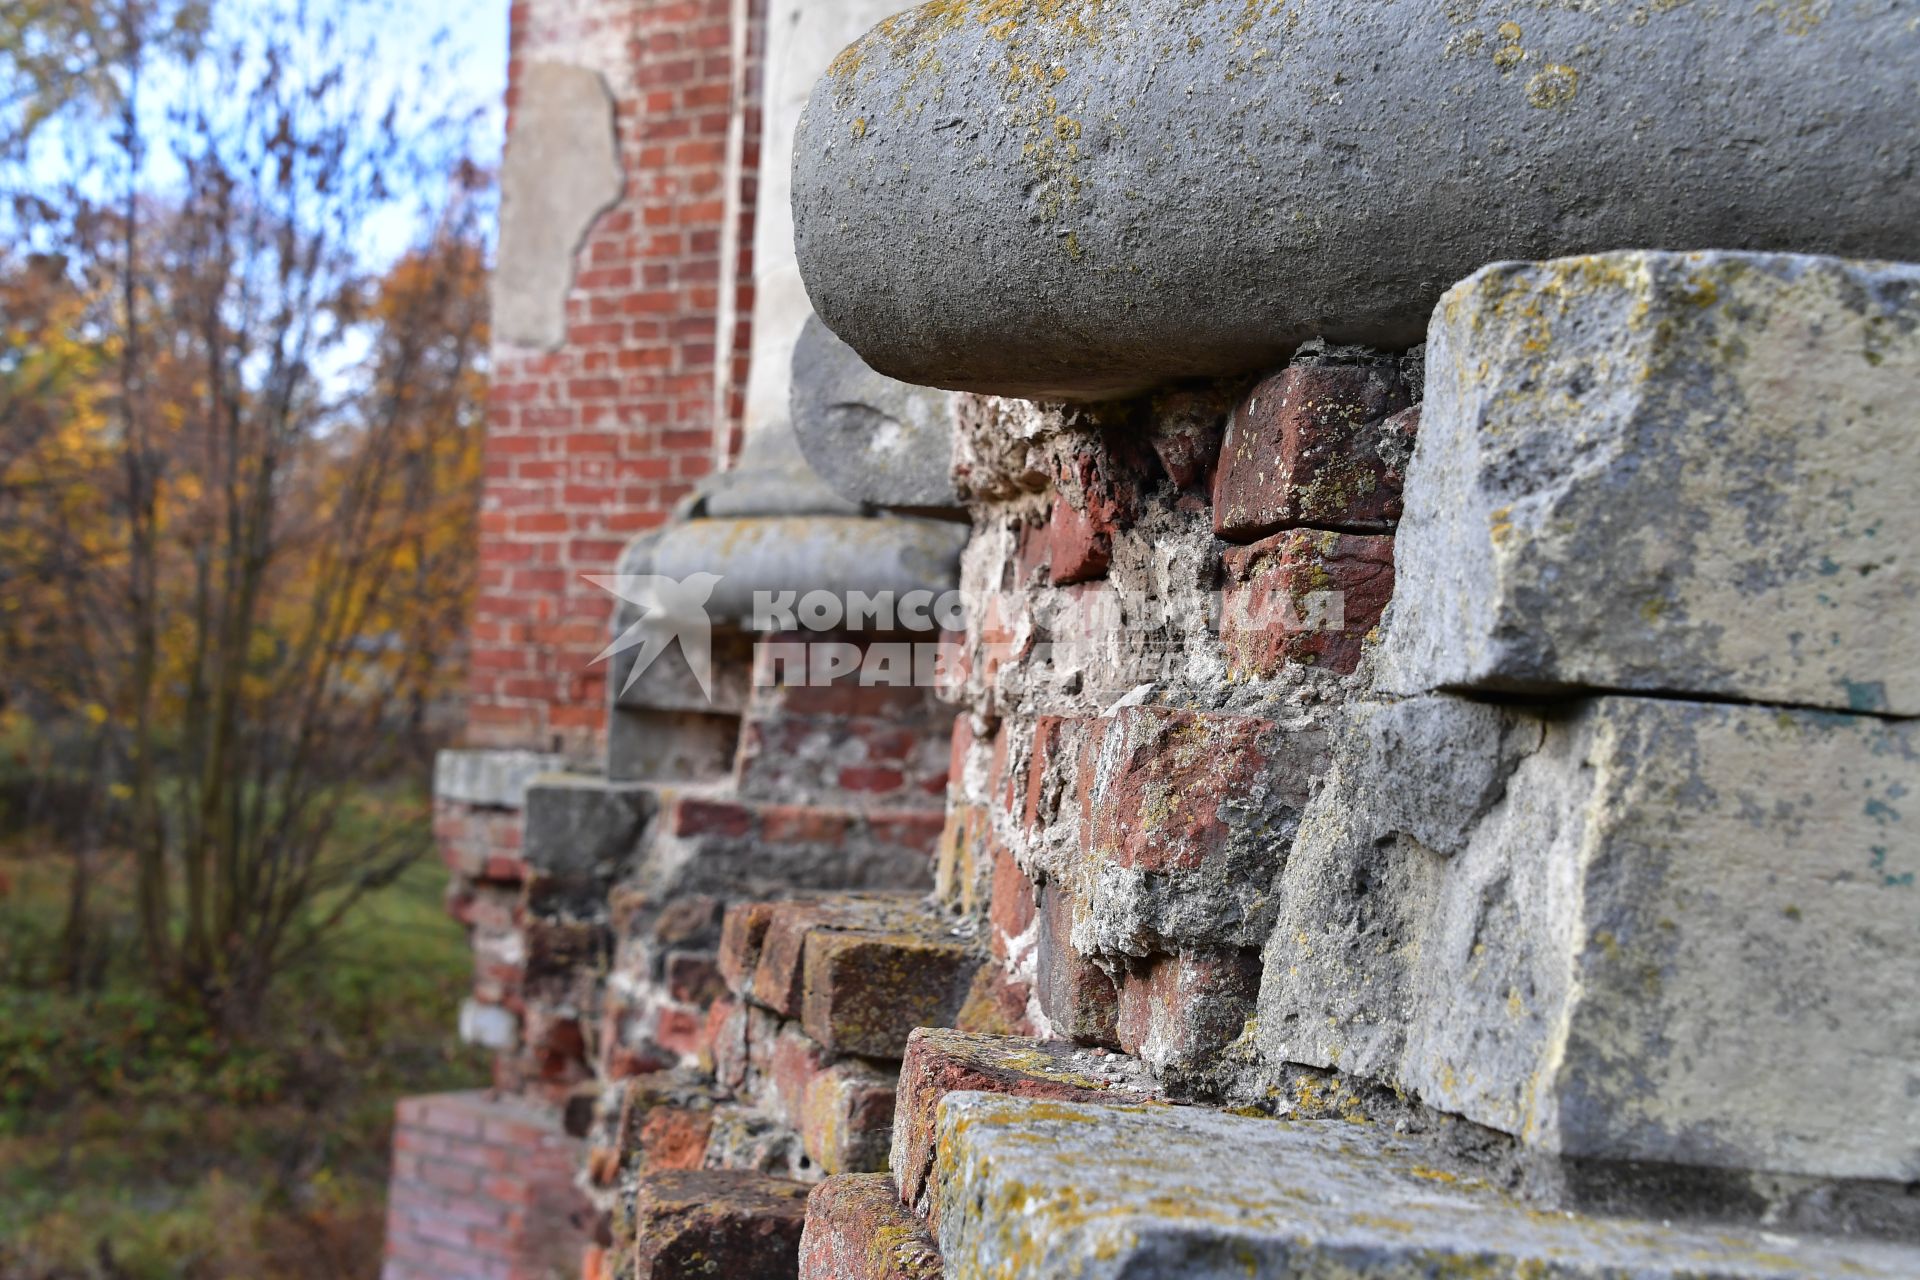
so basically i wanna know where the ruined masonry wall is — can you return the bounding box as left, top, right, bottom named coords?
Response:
left=938, top=347, right=1421, bottom=1097
left=471, top=0, right=765, bottom=756
left=594, top=254, right=1920, bottom=1279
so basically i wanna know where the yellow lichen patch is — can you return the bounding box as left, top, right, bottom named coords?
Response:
left=852, top=116, right=868, bottom=138
left=1677, top=271, right=1720, bottom=309
left=1754, top=0, right=1830, bottom=36
left=1231, top=0, right=1292, bottom=48
left=1524, top=63, right=1580, bottom=108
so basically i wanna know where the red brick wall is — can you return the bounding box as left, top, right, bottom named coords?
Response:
left=472, top=0, right=764, bottom=756
left=383, top=1091, right=588, bottom=1280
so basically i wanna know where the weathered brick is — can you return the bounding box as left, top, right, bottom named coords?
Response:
left=1116, top=947, right=1262, bottom=1076
left=627, top=1169, right=810, bottom=1279
left=636, top=1106, right=716, bottom=1173
left=709, top=1000, right=781, bottom=1095
left=615, top=1071, right=718, bottom=1164
left=1044, top=494, right=1112, bottom=585
left=933, top=803, right=991, bottom=916
left=945, top=714, right=974, bottom=790
left=887, top=1029, right=1157, bottom=1218
left=1212, top=360, right=1412, bottom=541
left=766, top=1021, right=831, bottom=1127
left=799, top=925, right=984, bottom=1059
left=1046, top=443, right=1133, bottom=585
left=718, top=901, right=778, bottom=993
left=799, top=1059, right=898, bottom=1176
left=664, top=950, right=726, bottom=1004
left=672, top=796, right=758, bottom=839
left=748, top=894, right=931, bottom=1018
left=986, top=851, right=1037, bottom=961
left=798, top=1174, right=943, bottom=1280
left=1017, top=715, right=1068, bottom=832
left=1081, top=707, right=1276, bottom=874
left=1219, top=528, right=1395, bottom=677
left=1146, top=385, right=1233, bottom=491
left=1033, top=881, right=1119, bottom=1048
left=749, top=903, right=834, bottom=1016
left=750, top=902, right=836, bottom=1016
left=523, top=919, right=608, bottom=987
left=652, top=894, right=724, bottom=948
left=952, top=964, right=1035, bottom=1039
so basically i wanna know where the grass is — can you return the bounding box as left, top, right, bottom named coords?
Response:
left=0, top=783, right=489, bottom=1280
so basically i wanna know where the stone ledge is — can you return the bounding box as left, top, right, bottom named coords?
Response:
left=931, top=1094, right=1920, bottom=1280
left=1384, top=250, right=1920, bottom=716
left=434, top=748, right=570, bottom=809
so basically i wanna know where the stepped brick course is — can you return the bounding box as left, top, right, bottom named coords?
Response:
left=888, top=1030, right=1159, bottom=1219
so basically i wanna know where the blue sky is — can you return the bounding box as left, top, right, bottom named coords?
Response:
left=11, top=0, right=510, bottom=268
left=353, top=0, right=511, bottom=262
left=372, top=0, right=511, bottom=170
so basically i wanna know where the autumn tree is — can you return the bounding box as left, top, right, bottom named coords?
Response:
left=0, top=0, right=489, bottom=1025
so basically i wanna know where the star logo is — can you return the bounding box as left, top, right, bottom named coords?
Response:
left=584, top=573, right=725, bottom=702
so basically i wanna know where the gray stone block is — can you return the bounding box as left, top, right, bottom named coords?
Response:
left=648, top=514, right=967, bottom=629
left=698, top=428, right=867, bottom=521
left=791, top=314, right=961, bottom=510
left=792, top=0, right=1920, bottom=400
left=493, top=63, right=621, bottom=350
left=932, top=1093, right=1920, bottom=1279
left=434, top=748, right=569, bottom=809
left=521, top=775, right=654, bottom=887
left=1383, top=251, right=1920, bottom=715
left=458, top=998, right=520, bottom=1052
left=739, top=0, right=934, bottom=455
left=1257, top=695, right=1920, bottom=1185
left=607, top=708, right=742, bottom=786
left=607, top=531, right=753, bottom=716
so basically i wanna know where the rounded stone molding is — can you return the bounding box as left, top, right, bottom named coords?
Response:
left=793, top=0, right=1920, bottom=401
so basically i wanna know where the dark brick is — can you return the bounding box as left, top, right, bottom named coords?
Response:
left=1034, top=880, right=1119, bottom=1048
left=799, top=925, right=984, bottom=1059
left=665, top=950, right=727, bottom=1005
left=627, top=1169, right=810, bottom=1279
left=1212, top=361, right=1412, bottom=540
left=719, top=901, right=779, bottom=994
